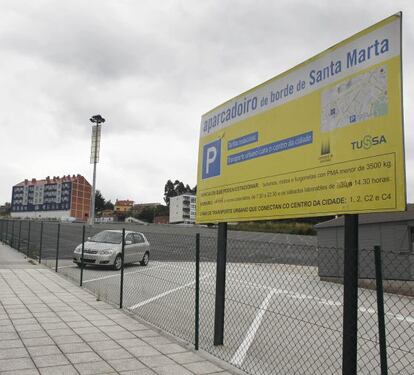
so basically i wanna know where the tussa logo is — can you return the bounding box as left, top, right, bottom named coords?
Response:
left=351, top=135, right=386, bottom=150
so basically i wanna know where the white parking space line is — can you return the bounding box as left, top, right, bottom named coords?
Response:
left=82, top=263, right=169, bottom=283
left=128, top=274, right=211, bottom=310
left=231, top=289, right=276, bottom=367
left=224, top=276, right=414, bottom=325
left=359, top=307, right=414, bottom=324
left=391, top=313, right=414, bottom=324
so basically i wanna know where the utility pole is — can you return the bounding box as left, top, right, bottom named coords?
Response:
left=89, top=114, right=105, bottom=225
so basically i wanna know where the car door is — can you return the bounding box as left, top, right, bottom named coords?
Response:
left=124, top=233, right=136, bottom=264
left=133, top=233, right=146, bottom=261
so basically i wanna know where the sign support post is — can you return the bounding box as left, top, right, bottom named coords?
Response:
left=342, top=214, right=359, bottom=375
left=195, top=233, right=200, bottom=350
left=374, top=245, right=388, bottom=375
left=214, top=222, right=228, bottom=346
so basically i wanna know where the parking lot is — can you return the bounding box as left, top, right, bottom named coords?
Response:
left=56, top=258, right=413, bottom=375
left=1, top=220, right=413, bottom=375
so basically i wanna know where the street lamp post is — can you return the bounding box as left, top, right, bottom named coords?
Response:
left=89, top=114, right=105, bottom=225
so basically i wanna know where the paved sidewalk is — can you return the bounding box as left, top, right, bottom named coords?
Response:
left=0, top=244, right=234, bottom=375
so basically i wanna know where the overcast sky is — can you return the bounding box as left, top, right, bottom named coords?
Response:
left=0, top=0, right=413, bottom=205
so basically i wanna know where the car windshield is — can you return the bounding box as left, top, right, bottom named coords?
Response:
left=89, top=231, right=122, bottom=244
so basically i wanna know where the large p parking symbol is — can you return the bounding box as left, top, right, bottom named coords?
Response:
left=206, top=147, right=217, bottom=174
left=202, top=139, right=221, bottom=179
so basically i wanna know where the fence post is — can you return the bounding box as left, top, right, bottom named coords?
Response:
left=0, top=220, right=3, bottom=242
left=195, top=233, right=200, bottom=350
left=214, top=222, right=228, bottom=346
left=80, top=225, right=86, bottom=286
left=39, top=222, right=43, bottom=263
left=55, top=223, right=61, bottom=272
left=374, top=245, right=388, bottom=375
left=11, top=220, right=15, bottom=248
left=120, top=228, right=125, bottom=309
left=342, top=214, right=359, bottom=375
left=27, top=220, right=31, bottom=257
left=18, top=221, right=22, bottom=251
left=5, top=220, right=9, bottom=244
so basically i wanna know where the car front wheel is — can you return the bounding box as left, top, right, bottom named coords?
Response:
left=140, top=252, right=149, bottom=266
left=113, top=254, right=123, bottom=270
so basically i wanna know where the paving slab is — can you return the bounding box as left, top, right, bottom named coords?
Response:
left=39, top=364, right=78, bottom=375
left=168, top=351, right=205, bottom=364
left=0, top=243, right=238, bottom=375
left=98, top=348, right=133, bottom=361
left=0, top=356, right=36, bottom=372
left=184, top=361, right=224, bottom=374
left=66, top=351, right=102, bottom=364
left=27, top=345, right=62, bottom=357
left=32, top=353, right=70, bottom=368
left=152, top=364, right=193, bottom=375
left=0, top=347, right=29, bottom=359
left=58, top=342, right=93, bottom=354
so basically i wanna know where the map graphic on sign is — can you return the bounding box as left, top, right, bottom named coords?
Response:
left=321, top=65, right=388, bottom=132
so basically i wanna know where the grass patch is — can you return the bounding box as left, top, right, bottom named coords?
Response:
left=229, top=221, right=316, bottom=236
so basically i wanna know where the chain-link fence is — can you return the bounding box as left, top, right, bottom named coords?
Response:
left=0, top=218, right=413, bottom=374
left=123, top=232, right=197, bottom=343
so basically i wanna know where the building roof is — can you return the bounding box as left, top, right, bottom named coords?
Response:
left=14, top=175, right=90, bottom=187
left=315, top=204, right=414, bottom=229
left=115, top=200, right=134, bottom=206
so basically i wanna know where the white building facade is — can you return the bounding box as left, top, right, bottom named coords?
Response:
left=169, top=194, right=196, bottom=224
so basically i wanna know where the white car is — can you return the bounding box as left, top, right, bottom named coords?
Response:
left=73, top=230, right=150, bottom=270
left=61, top=216, right=77, bottom=223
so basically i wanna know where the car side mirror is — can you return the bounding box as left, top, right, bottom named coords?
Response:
left=125, top=240, right=132, bottom=245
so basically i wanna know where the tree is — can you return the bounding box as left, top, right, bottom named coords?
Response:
left=164, top=180, right=176, bottom=206
left=95, top=191, right=114, bottom=213
left=138, top=207, right=155, bottom=223
left=174, top=181, right=186, bottom=196
left=154, top=204, right=169, bottom=217
left=0, top=202, right=11, bottom=217
left=104, top=200, right=114, bottom=210
left=95, top=190, right=105, bottom=212
left=164, top=179, right=196, bottom=206
left=136, top=204, right=169, bottom=223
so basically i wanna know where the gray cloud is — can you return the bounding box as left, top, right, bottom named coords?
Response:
left=0, top=0, right=413, bottom=205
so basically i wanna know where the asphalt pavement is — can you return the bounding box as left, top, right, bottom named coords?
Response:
left=55, top=258, right=414, bottom=375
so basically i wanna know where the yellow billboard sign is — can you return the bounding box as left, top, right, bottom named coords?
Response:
left=196, top=13, right=406, bottom=223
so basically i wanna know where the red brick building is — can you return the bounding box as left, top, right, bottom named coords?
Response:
left=11, top=175, right=91, bottom=221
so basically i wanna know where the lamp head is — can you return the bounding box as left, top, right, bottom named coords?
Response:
left=90, top=115, right=105, bottom=124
